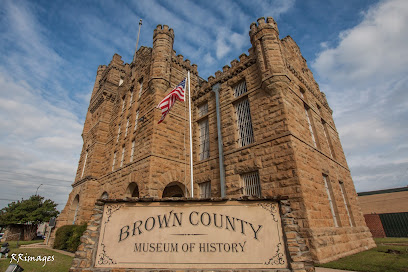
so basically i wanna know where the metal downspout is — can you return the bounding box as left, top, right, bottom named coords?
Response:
left=212, top=83, right=226, bottom=197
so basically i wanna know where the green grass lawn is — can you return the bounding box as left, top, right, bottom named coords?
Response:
left=317, top=238, right=408, bottom=272
left=0, top=244, right=73, bottom=272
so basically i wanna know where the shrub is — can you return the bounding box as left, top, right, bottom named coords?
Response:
left=54, top=223, right=87, bottom=252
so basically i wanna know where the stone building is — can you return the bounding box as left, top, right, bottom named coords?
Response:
left=52, top=17, right=375, bottom=263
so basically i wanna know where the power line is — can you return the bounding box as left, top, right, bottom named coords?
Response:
left=0, top=169, right=73, bottom=183
left=0, top=178, right=72, bottom=188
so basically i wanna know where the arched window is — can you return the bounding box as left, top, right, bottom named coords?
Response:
left=162, top=182, right=187, bottom=198
left=126, top=182, right=139, bottom=197
left=101, top=192, right=109, bottom=199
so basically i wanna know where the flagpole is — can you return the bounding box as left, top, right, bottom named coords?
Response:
left=188, top=71, right=194, bottom=198
left=132, top=19, right=143, bottom=63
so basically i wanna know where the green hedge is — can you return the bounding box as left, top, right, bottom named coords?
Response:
left=53, top=223, right=87, bottom=252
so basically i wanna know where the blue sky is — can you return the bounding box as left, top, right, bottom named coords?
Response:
left=0, top=0, right=407, bottom=210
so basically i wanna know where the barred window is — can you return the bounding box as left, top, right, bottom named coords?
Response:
left=138, top=79, right=143, bottom=98
left=322, top=120, right=336, bottom=158
left=121, top=96, right=126, bottom=113
left=339, top=181, right=354, bottom=227
left=323, top=174, right=340, bottom=227
left=234, top=80, right=248, bottom=98
left=235, top=98, right=254, bottom=147
left=116, top=124, right=121, bottom=142
left=112, top=152, right=117, bottom=171
left=199, top=118, right=209, bottom=160
left=120, top=146, right=125, bottom=167
left=80, top=150, right=88, bottom=178
left=125, top=117, right=130, bottom=137
left=304, top=104, right=317, bottom=147
left=241, top=172, right=261, bottom=197
left=129, top=90, right=134, bottom=105
left=130, top=140, right=135, bottom=162
left=134, top=110, right=139, bottom=130
left=198, top=103, right=208, bottom=117
left=199, top=181, right=211, bottom=198
left=233, top=81, right=254, bottom=147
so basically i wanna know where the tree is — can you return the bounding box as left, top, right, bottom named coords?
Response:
left=0, top=195, right=59, bottom=240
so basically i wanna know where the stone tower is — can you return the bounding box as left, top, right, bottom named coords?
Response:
left=53, top=17, right=375, bottom=263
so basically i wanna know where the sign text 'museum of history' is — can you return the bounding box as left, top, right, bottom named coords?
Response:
left=95, top=201, right=287, bottom=269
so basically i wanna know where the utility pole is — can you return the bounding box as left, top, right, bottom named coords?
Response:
left=36, top=184, right=43, bottom=195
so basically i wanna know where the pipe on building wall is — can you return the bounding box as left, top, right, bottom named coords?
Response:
left=212, top=83, right=226, bottom=197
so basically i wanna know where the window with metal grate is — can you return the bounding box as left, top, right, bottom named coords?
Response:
left=112, top=152, right=117, bottom=171
left=116, top=124, right=121, bottom=142
left=80, top=151, right=88, bottom=178
left=235, top=98, right=254, bottom=147
left=304, top=104, right=317, bottom=147
left=323, top=174, right=340, bottom=227
left=199, top=181, right=211, bottom=198
left=125, top=117, right=130, bottom=137
left=138, top=79, right=143, bottom=98
left=130, top=140, right=135, bottom=162
left=241, top=172, right=261, bottom=197
left=120, top=146, right=125, bottom=167
left=134, top=110, right=139, bottom=130
left=199, top=118, right=210, bottom=160
left=198, top=103, right=208, bottom=117
left=234, top=80, right=248, bottom=98
left=233, top=80, right=254, bottom=147
left=339, top=181, right=354, bottom=227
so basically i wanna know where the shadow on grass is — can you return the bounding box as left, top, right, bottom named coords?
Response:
left=316, top=238, right=408, bottom=272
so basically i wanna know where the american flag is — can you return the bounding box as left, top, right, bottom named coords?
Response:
left=157, top=78, right=186, bottom=124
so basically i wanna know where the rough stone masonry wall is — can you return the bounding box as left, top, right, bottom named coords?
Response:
left=279, top=31, right=375, bottom=263
left=58, top=16, right=375, bottom=264
left=69, top=198, right=314, bottom=272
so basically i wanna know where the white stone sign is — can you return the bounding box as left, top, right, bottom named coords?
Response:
left=95, top=201, right=287, bottom=269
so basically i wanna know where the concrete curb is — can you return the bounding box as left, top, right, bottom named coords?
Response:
left=316, top=267, right=358, bottom=272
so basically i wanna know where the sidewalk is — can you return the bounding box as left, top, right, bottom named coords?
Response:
left=316, top=268, right=357, bottom=272
left=20, top=243, right=75, bottom=257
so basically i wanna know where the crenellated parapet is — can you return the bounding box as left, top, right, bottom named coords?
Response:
left=171, top=53, right=198, bottom=75
left=248, top=17, right=291, bottom=96
left=192, top=52, right=256, bottom=101
left=89, top=54, right=127, bottom=115
left=281, top=36, right=333, bottom=114
left=150, top=25, right=175, bottom=93
left=249, top=16, right=279, bottom=43
left=153, top=24, right=174, bottom=40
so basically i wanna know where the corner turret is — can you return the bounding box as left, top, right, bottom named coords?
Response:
left=150, top=25, right=175, bottom=94
left=249, top=16, right=289, bottom=95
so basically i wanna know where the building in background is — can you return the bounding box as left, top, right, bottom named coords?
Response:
left=51, top=17, right=375, bottom=263
left=358, top=186, right=408, bottom=238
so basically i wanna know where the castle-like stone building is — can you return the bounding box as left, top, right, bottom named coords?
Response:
left=53, top=17, right=375, bottom=263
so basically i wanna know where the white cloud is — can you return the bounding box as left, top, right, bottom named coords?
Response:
left=312, top=0, right=408, bottom=192
left=0, top=72, right=82, bottom=209
left=314, top=0, right=408, bottom=85
left=0, top=1, right=84, bottom=209
left=215, top=30, right=232, bottom=59
left=203, top=53, right=216, bottom=66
